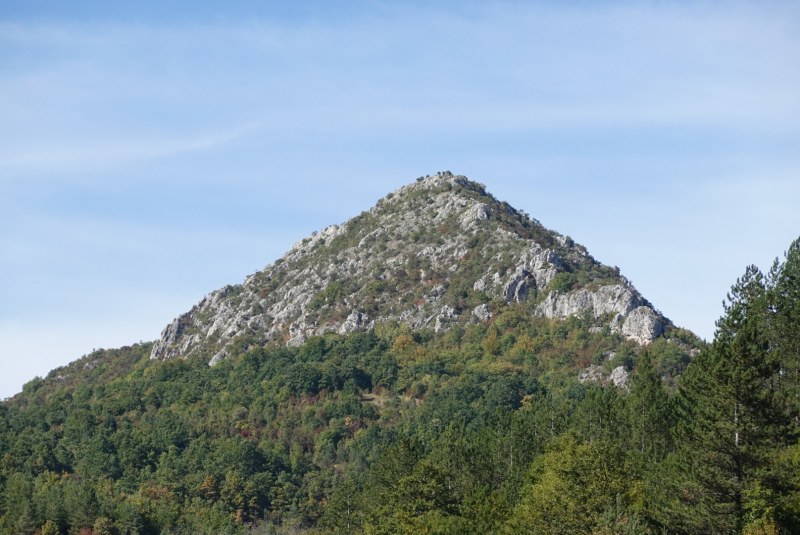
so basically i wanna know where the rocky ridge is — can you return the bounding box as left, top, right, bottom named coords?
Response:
left=151, top=172, right=670, bottom=364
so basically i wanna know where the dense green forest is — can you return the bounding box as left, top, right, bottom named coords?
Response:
left=1, top=239, right=798, bottom=534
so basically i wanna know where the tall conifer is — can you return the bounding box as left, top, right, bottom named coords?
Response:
left=667, top=251, right=800, bottom=533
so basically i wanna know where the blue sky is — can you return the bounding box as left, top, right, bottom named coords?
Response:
left=1, top=1, right=799, bottom=398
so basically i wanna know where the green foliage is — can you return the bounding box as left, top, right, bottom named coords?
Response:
left=505, top=435, right=640, bottom=534
left=2, top=238, right=799, bottom=533
left=94, top=516, right=113, bottom=535
left=308, top=281, right=351, bottom=311
left=655, top=244, right=800, bottom=533
left=626, top=351, right=675, bottom=464
left=548, top=271, right=577, bottom=294
left=40, top=519, right=60, bottom=535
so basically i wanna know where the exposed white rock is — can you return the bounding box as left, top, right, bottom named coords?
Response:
left=621, top=306, right=664, bottom=345
left=149, top=173, right=673, bottom=363
left=534, top=284, right=664, bottom=345
left=287, top=323, right=308, bottom=347
left=472, top=304, right=491, bottom=322
left=536, top=284, right=642, bottom=319
left=460, top=202, right=489, bottom=228
left=556, top=235, right=574, bottom=248
left=427, top=285, right=446, bottom=302
left=150, top=317, right=189, bottom=360
left=610, top=366, right=630, bottom=390
left=209, top=349, right=227, bottom=366
left=579, top=364, right=629, bottom=390
left=501, top=248, right=563, bottom=303
left=528, top=248, right=564, bottom=288
left=504, top=271, right=532, bottom=303
left=339, top=310, right=373, bottom=335
left=434, top=305, right=458, bottom=333
left=579, top=365, right=605, bottom=384
left=290, top=223, right=346, bottom=254
left=247, top=315, right=267, bottom=330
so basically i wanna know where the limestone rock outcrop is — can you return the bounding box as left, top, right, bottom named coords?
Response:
left=536, top=284, right=641, bottom=319
left=150, top=172, right=673, bottom=363
left=621, top=306, right=665, bottom=345
left=578, top=364, right=630, bottom=391
left=533, top=283, right=665, bottom=344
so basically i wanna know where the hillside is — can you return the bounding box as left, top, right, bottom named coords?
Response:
left=1, top=175, right=798, bottom=535
left=152, top=172, right=669, bottom=366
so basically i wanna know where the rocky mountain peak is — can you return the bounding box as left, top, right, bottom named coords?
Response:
left=151, top=172, right=670, bottom=363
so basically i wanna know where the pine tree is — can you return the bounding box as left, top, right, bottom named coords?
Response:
left=626, top=350, right=674, bottom=465
left=764, top=238, right=800, bottom=530
left=665, top=261, right=799, bottom=533
left=768, top=239, right=800, bottom=425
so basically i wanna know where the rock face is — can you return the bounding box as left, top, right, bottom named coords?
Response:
left=150, top=172, right=672, bottom=363
left=536, top=284, right=666, bottom=341
left=578, top=364, right=630, bottom=391
left=536, top=284, right=641, bottom=319
left=621, top=306, right=665, bottom=345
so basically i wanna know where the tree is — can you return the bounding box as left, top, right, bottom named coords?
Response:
left=767, top=239, right=800, bottom=424
left=764, top=238, right=800, bottom=530
left=63, top=477, right=100, bottom=533
left=2, top=473, right=35, bottom=535
left=625, top=350, right=674, bottom=465
left=504, top=434, right=638, bottom=534
left=93, top=516, right=113, bottom=535
left=40, top=519, right=60, bottom=535
left=665, top=263, right=799, bottom=532
left=319, top=476, right=362, bottom=535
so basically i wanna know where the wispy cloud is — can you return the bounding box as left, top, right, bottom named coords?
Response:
left=0, top=121, right=262, bottom=174
left=2, top=1, right=798, bottom=177
left=1, top=1, right=799, bottom=396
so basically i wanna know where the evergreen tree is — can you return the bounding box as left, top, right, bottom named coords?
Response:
left=764, top=238, right=800, bottom=530
left=665, top=263, right=798, bottom=533
left=504, top=434, right=638, bottom=534
left=767, top=239, right=800, bottom=425
left=626, top=350, right=674, bottom=466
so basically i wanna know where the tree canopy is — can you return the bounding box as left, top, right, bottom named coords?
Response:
left=1, top=239, right=798, bottom=534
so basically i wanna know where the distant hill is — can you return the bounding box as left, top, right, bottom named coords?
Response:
left=152, top=171, right=672, bottom=366
left=25, top=174, right=800, bottom=535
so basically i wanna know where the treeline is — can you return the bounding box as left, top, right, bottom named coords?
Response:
left=0, top=240, right=798, bottom=534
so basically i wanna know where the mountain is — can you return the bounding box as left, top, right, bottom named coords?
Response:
left=7, top=172, right=747, bottom=535
left=152, top=171, right=670, bottom=365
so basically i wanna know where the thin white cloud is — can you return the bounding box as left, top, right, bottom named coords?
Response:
left=2, top=2, right=798, bottom=145
left=1, top=0, right=799, bottom=394
left=0, top=121, right=262, bottom=174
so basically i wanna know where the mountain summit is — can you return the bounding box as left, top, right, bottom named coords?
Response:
left=151, top=172, right=670, bottom=363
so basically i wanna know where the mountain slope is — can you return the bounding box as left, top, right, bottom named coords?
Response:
left=152, top=172, right=670, bottom=364
left=3, top=172, right=736, bottom=535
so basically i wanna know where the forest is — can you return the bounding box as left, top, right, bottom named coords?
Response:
left=0, top=239, right=798, bottom=534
